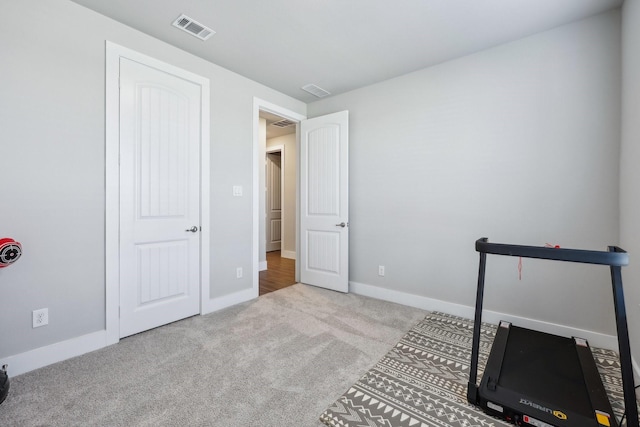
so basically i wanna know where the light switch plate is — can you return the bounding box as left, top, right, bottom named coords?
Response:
left=233, top=185, right=243, bottom=196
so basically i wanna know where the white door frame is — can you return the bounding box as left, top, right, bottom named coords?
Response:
left=265, top=145, right=285, bottom=255
left=105, top=41, right=211, bottom=345
left=252, top=98, right=306, bottom=297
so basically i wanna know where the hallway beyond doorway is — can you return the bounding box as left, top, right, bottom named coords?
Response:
left=259, top=251, right=295, bottom=295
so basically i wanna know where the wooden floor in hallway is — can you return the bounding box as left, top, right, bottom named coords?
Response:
left=259, top=250, right=296, bottom=296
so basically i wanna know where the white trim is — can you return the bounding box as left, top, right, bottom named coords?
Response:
left=201, top=288, right=256, bottom=315
left=105, top=42, right=120, bottom=346
left=259, top=261, right=268, bottom=271
left=349, top=281, right=621, bottom=351
left=0, top=331, right=106, bottom=377
left=105, top=41, right=211, bottom=344
left=281, top=250, right=296, bottom=260
left=253, top=98, right=306, bottom=299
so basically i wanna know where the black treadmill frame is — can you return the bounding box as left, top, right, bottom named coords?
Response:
left=466, top=237, right=638, bottom=427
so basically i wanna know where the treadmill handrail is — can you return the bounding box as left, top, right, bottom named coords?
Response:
left=475, top=237, right=629, bottom=266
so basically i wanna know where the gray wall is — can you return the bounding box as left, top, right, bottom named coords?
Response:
left=308, top=11, right=623, bottom=337
left=2, top=0, right=635, bottom=372
left=0, top=0, right=305, bottom=359
left=620, top=0, right=640, bottom=374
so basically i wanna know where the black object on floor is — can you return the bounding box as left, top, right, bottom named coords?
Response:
left=479, top=322, right=616, bottom=426
left=467, top=238, right=638, bottom=427
left=0, top=365, right=9, bottom=405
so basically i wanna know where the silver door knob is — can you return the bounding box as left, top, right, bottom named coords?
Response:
left=185, top=226, right=199, bottom=232
left=335, top=222, right=346, bottom=228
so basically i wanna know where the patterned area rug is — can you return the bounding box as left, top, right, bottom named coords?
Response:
left=320, top=312, right=628, bottom=427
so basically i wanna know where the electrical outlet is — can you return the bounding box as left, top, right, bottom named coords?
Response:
left=236, top=267, right=243, bottom=279
left=378, top=265, right=385, bottom=276
left=33, top=308, right=48, bottom=328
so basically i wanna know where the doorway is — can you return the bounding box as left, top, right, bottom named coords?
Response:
left=252, top=99, right=350, bottom=297
left=259, top=250, right=295, bottom=295
left=258, top=109, right=298, bottom=295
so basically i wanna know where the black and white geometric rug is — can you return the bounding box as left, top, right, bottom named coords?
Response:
left=320, top=312, right=629, bottom=427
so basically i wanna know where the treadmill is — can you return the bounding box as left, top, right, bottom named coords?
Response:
left=467, top=238, right=638, bottom=427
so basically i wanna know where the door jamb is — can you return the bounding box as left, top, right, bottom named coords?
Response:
left=252, top=98, right=306, bottom=298
left=105, top=41, right=211, bottom=345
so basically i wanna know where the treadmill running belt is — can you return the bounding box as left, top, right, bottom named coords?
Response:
left=499, top=326, right=592, bottom=416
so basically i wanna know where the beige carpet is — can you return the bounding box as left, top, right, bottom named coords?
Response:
left=0, top=284, right=427, bottom=426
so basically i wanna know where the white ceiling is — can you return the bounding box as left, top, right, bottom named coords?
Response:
left=71, top=0, right=622, bottom=103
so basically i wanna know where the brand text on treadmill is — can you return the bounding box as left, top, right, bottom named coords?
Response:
left=519, top=398, right=568, bottom=420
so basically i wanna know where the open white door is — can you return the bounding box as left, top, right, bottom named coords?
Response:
left=299, top=111, right=349, bottom=292
left=119, top=57, right=202, bottom=338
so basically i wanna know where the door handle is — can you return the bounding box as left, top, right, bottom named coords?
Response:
left=185, top=226, right=199, bottom=233
left=335, top=222, right=346, bottom=228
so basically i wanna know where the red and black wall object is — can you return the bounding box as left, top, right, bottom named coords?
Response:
left=0, top=238, right=21, bottom=268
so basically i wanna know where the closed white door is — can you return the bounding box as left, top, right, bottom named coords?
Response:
left=266, top=152, right=282, bottom=252
left=299, top=111, right=349, bottom=292
left=119, top=58, right=201, bottom=338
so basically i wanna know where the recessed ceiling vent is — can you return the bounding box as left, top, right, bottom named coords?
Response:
left=172, top=14, right=215, bottom=41
left=302, top=84, right=331, bottom=98
left=271, top=119, right=296, bottom=128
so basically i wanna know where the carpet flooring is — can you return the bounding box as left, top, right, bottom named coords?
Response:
left=0, top=284, right=428, bottom=426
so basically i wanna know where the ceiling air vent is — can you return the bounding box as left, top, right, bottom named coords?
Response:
left=172, top=14, right=215, bottom=41
left=302, top=84, right=331, bottom=98
left=271, top=119, right=296, bottom=128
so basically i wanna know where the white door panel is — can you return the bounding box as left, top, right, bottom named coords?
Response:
left=300, top=111, right=349, bottom=292
left=119, top=58, right=201, bottom=338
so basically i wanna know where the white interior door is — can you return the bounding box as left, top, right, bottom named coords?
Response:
left=119, top=57, right=201, bottom=338
left=299, top=111, right=349, bottom=292
left=266, top=152, right=282, bottom=252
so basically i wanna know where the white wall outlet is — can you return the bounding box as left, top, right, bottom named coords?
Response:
left=33, top=308, right=48, bottom=328
left=232, top=185, right=243, bottom=197
left=236, top=267, right=243, bottom=279
left=378, top=265, right=385, bottom=276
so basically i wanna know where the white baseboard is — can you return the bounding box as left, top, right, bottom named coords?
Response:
left=3, top=289, right=258, bottom=377
left=201, top=287, right=256, bottom=315
left=281, top=250, right=296, bottom=260
left=4, top=282, right=637, bottom=383
left=349, top=281, right=623, bottom=352
left=0, top=330, right=107, bottom=377
left=259, top=261, right=267, bottom=271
